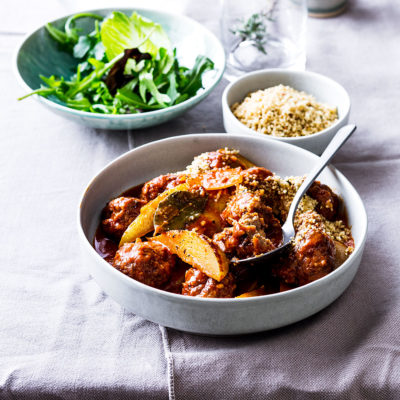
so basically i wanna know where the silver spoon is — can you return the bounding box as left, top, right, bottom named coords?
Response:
left=235, top=124, right=357, bottom=266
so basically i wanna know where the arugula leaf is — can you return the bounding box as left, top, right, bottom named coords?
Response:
left=45, top=23, right=71, bottom=46
left=115, top=87, right=162, bottom=110
left=65, top=96, right=92, bottom=110
left=72, top=19, right=106, bottom=77
left=91, top=104, right=113, bottom=113
left=166, top=70, right=179, bottom=104
left=46, top=13, right=103, bottom=49
left=139, top=71, right=171, bottom=107
left=178, top=55, right=214, bottom=97
left=18, top=87, right=57, bottom=101
left=73, top=36, right=92, bottom=58
left=92, top=41, right=105, bottom=60
left=75, top=55, right=122, bottom=96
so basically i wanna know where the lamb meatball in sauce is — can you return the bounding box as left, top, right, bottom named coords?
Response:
left=213, top=213, right=279, bottom=260
left=240, top=167, right=273, bottom=184
left=272, top=228, right=336, bottom=287
left=114, top=240, right=175, bottom=288
left=94, top=149, right=354, bottom=298
left=222, top=190, right=273, bottom=225
left=216, top=190, right=283, bottom=260
left=295, top=229, right=336, bottom=285
left=182, top=268, right=236, bottom=298
left=195, top=149, right=245, bottom=170
left=102, top=197, right=145, bottom=239
left=307, top=181, right=340, bottom=221
left=140, top=174, right=185, bottom=202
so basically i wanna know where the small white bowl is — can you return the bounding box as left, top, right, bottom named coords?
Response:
left=78, top=134, right=367, bottom=335
left=222, top=69, right=351, bottom=155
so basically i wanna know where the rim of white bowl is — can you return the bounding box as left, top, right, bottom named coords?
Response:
left=13, top=7, right=226, bottom=120
left=77, top=133, right=368, bottom=304
left=222, top=69, right=351, bottom=142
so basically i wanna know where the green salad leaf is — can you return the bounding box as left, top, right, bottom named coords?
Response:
left=101, top=12, right=172, bottom=65
left=46, top=13, right=104, bottom=49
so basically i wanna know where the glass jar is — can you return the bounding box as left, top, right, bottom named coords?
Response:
left=221, top=0, right=307, bottom=80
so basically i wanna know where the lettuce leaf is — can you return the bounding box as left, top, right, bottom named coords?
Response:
left=100, top=11, right=173, bottom=69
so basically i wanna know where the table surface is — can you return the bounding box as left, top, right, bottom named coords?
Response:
left=2, top=0, right=400, bottom=399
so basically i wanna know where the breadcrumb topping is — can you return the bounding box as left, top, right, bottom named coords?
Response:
left=294, top=210, right=353, bottom=254
left=185, top=148, right=240, bottom=174
left=231, top=84, right=338, bottom=138
left=239, top=173, right=353, bottom=253
left=185, top=149, right=353, bottom=255
left=239, top=175, right=316, bottom=218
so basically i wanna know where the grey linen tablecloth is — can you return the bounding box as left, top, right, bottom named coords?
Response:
left=1, top=0, right=400, bottom=398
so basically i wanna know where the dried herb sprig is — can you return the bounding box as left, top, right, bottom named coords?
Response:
left=230, top=3, right=276, bottom=55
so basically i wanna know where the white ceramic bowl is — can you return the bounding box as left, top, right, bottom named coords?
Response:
left=15, top=8, right=225, bottom=130
left=78, top=134, right=367, bottom=335
left=222, top=69, right=351, bottom=155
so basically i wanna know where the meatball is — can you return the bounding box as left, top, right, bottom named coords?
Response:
left=307, top=181, right=339, bottom=221
left=182, top=268, right=236, bottom=298
left=102, top=197, right=145, bottom=239
left=205, top=150, right=247, bottom=170
left=240, top=167, right=273, bottom=185
left=238, top=168, right=280, bottom=213
left=187, top=149, right=250, bottom=173
left=222, top=190, right=278, bottom=228
left=294, top=229, right=336, bottom=285
left=272, top=227, right=336, bottom=286
left=113, top=241, right=175, bottom=288
left=221, top=191, right=283, bottom=247
left=140, top=174, right=185, bottom=202
left=213, top=213, right=279, bottom=260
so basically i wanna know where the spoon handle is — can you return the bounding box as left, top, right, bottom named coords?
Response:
left=285, top=124, right=357, bottom=227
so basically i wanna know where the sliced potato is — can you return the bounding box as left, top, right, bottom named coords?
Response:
left=201, top=168, right=242, bottom=190
left=207, top=189, right=232, bottom=213
left=236, top=287, right=267, bottom=298
left=119, top=183, right=188, bottom=246
left=185, top=168, right=242, bottom=191
left=334, top=240, right=350, bottom=268
left=185, top=191, right=231, bottom=235
left=150, top=230, right=229, bottom=281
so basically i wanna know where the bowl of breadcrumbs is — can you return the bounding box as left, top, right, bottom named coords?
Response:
left=222, top=69, right=350, bottom=155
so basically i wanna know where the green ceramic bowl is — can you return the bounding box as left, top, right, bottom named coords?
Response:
left=15, top=8, right=226, bottom=130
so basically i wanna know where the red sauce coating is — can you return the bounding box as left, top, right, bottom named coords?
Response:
left=93, top=151, right=354, bottom=297
left=140, top=174, right=185, bottom=202
left=182, top=268, right=236, bottom=298
left=102, top=197, right=145, bottom=239
left=114, top=241, right=175, bottom=288
left=94, top=227, right=118, bottom=264
left=307, top=181, right=339, bottom=221
left=204, top=150, right=246, bottom=170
